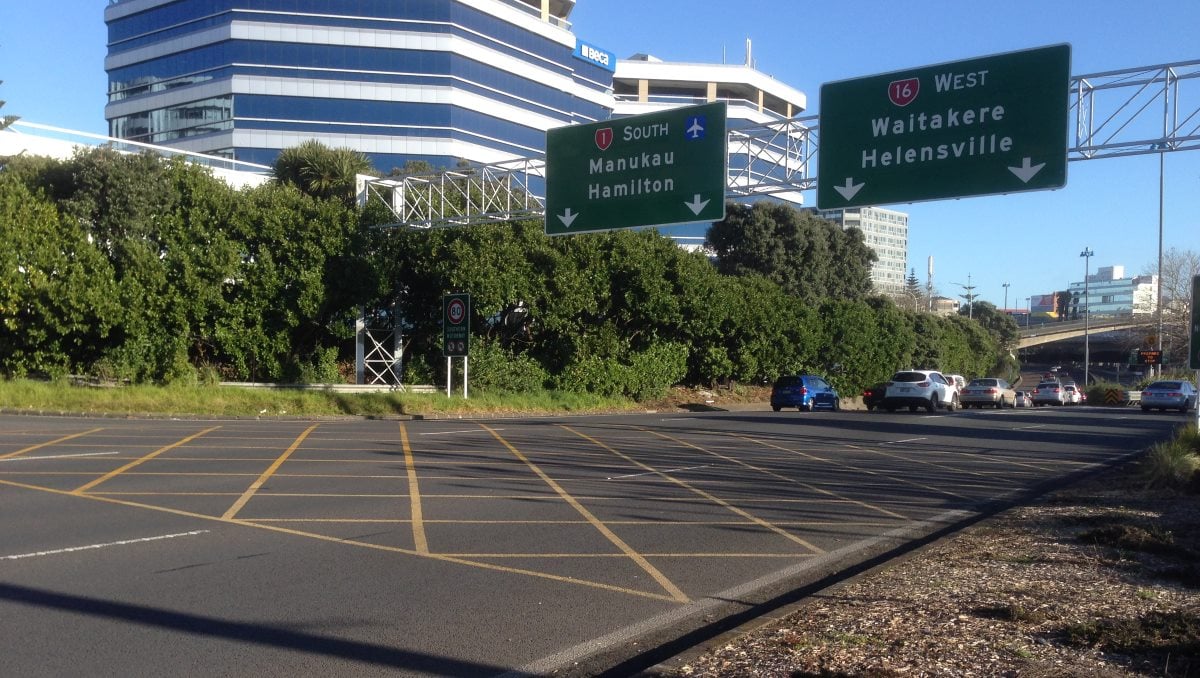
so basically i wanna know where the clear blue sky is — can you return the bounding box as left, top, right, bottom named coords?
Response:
left=2, top=1, right=1198, bottom=309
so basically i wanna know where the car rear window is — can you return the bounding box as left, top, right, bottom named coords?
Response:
left=1036, top=382, right=1060, bottom=388
left=969, top=379, right=997, bottom=387
left=773, top=376, right=802, bottom=388
left=891, top=372, right=928, bottom=382
left=1148, top=382, right=1181, bottom=389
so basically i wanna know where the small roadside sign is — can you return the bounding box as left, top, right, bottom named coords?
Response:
left=443, top=293, right=470, bottom=357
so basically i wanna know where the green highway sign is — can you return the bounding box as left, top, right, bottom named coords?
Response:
left=817, top=44, right=1070, bottom=209
left=544, top=102, right=727, bottom=235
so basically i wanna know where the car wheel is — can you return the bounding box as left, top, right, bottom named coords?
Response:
left=887, top=407, right=897, bottom=413
left=772, top=406, right=781, bottom=412
left=926, top=396, right=937, bottom=413
left=994, top=401, right=1002, bottom=409
left=1141, top=406, right=1149, bottom=412
left=832, top=399, right=840, bottom=412
left=948, top=394, right=959, bottom=412
left=865, top=404, right=874, bottom=412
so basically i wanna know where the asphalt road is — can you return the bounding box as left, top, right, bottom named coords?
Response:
left=0, top=405, right=1183, bottom=677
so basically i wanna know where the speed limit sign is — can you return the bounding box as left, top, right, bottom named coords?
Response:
left=443, top=294, right=470, bottom=357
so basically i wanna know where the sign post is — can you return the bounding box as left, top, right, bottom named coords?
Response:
left=817, top=44, right=1070, bottom=208
left=544, top=102, right=727, bottom=235
left=1190, top=275, right=1200, bottom=426
left=443, top=293, right=470, bottom=398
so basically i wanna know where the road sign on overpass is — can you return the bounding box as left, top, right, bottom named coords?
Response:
left=545, top=102, right=727, bottom=235
left=817, top=44, right=1070, bottom=208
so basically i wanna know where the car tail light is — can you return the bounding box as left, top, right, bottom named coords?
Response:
left=987, top=388, right=997, bottom=394
left=800, top=387, right=808, bottom=395
left=917, top=380, right=930, bottom=387
left=1033, top=388, right=1039, bottom=394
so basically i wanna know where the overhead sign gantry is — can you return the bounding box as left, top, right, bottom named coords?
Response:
left=817, top=44, right=1071, bottom=208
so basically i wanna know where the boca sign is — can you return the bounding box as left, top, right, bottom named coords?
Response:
left=573, top=40, right=615, bottom=72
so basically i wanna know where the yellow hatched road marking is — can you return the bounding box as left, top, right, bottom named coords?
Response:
left=0, top=477, right=679, bottom=603
left=222, top=424, right=318, bottom=520
left=721, top=432, right=928, bottom=516
left=567, top=426, right=825, bottom=554
left=1, top=428, right=105, bottom=460
left=400, top=423, right=428, bottom=554
left=480, top=423, right=689, bottom=604
left=73, top=427, right=220, bottom=493
left=642, top=427, right=912, bottom=521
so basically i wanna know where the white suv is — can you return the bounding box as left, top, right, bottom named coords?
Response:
left=882, top=370, right=960, bottom=413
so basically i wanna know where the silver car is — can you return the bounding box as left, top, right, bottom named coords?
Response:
left=1031, top=381, right=1067, bottom=406
left=1140, top=381, right=1198, bottom=413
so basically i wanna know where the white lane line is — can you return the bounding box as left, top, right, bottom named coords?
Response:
left=419, top=429, right=503, bottom=436
left=0, top=452, right=121, bottom=462
left=607, top=465, right=711, bottom=481
left=888, top=437, right=927, bottom=444
left=1014, top=424, right=1047, bottom=430
left=1, top=530, right=210, bottom=561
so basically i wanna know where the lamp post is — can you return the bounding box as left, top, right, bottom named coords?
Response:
left=1155, top=145, right=1165, bottom=377
left=1080, top=247, right=1094, bottom=386
left=1025, top=297, right=1032, bottom=327
left=1002, top=282, right=1010, bottom=315
left=954, top=274, right=977, bottom=319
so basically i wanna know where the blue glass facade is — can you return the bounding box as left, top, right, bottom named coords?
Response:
left=105, top=0, right=614, bottom=170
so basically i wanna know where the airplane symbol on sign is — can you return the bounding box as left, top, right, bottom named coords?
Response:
left=686, top=116, right=705, bottom=140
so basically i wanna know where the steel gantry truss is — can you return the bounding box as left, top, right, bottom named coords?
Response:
left=363, top=58, right=1200, bottom=228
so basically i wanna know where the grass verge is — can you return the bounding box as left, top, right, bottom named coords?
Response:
left=0, top=378, right=636, bottom=418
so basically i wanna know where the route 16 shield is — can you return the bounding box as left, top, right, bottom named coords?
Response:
left=888, top=78, right=920, bottom=107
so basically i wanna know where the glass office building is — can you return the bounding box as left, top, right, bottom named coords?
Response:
left=104, top=0, right=614, bottom=169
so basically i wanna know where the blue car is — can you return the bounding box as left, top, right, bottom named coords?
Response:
left=770, top=374, right=841, bottom=412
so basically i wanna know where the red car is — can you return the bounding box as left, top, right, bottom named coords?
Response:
left=862, top=382, right=889, bottom=411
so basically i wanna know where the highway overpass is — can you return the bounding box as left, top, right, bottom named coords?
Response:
left=1016, top=316, right=1153, bottom=349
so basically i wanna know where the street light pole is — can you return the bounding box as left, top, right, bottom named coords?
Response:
left=1155, top=148, right=1165, bottom=377
left=1002, top=282, right=1010, bottom=315
left=1080, top=247, right=1094, bottom=386
left=954, top=275, right=977, bottom=319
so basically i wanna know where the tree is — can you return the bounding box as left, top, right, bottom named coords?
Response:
left=1145, top=247, right=1200, bottom=366
left=273, top=140, right=375, bottom=206
left=706, top=201, right=875, bottom=303
left=958, top=300, right=1020, bottom=349
left=0, top=80, right=17, bottom=131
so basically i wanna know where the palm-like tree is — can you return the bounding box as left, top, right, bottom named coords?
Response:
left=273, top=140, right=374, bottom=205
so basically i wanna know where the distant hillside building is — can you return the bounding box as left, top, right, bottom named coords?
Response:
left=930, top=295, right=960, bottom=316
left=1067, top=265, right=1157, bottom=317
left=812, top=206, right=909, bottom=294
